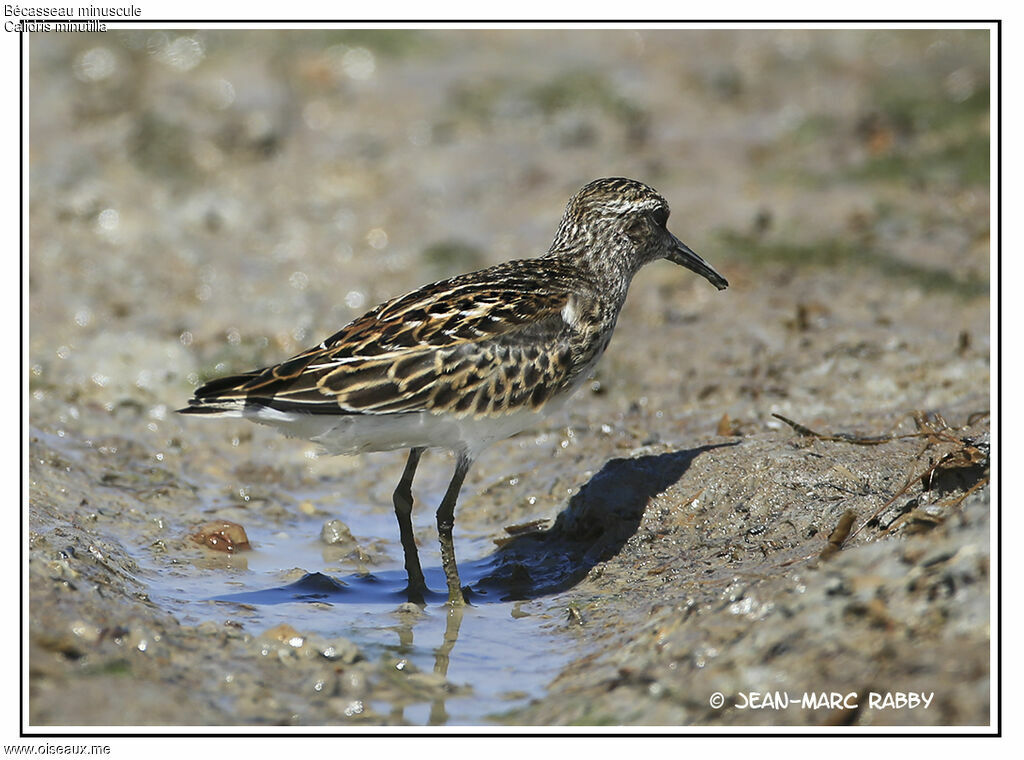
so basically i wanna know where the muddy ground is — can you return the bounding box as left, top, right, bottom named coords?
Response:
left=27, top=29, right=991, bottom=728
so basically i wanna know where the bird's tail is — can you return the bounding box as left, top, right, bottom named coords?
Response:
left=176, top=372, right=261, bottom=416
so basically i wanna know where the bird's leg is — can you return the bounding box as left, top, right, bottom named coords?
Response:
left=393, top=447, right=427, bottom=603
left=436, top=452, right=472, bottom=606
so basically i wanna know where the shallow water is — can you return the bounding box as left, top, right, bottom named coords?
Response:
left=137, top=496, right=569, bottom=725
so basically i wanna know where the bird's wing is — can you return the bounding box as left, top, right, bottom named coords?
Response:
left=184, top=261, right=585, bottom=417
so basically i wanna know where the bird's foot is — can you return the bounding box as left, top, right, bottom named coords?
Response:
left=403, top=582, right=429, bottom=607
left=445, top=584, right=474, bottom=607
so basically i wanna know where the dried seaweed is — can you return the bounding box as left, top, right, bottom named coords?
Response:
left=774, top=411, right=989, bottom=545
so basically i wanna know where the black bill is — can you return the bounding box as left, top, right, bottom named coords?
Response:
left=666, top=234, right=729, bottom=291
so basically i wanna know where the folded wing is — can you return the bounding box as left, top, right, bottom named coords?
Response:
left=181, top=261, right=584, bottom=419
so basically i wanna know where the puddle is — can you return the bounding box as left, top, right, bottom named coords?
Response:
left=137, top=499, right=571, bottom=725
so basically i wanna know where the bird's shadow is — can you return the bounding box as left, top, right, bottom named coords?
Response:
left=471, top=442, right=733, bottom=601
left=212, top=442, right=733, bottom=607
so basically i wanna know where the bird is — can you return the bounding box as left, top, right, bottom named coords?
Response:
left=178, top=177, right=728, bottom=606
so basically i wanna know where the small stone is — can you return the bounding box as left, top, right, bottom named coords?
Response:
left=263, top=623, right=305, bottom=648
left=320, top=519, right=355, bottom=546
left=70, top=620, right=101, bottom=643
left=318, top=636, right=360, bottom=663
left=190, top=520, right=251, bottom=552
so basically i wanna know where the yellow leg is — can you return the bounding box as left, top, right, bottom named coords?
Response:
left=436, top=453, right=471, bottom=606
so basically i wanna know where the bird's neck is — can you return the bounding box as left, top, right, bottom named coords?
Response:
left=546, top=233, right=640, bottom=305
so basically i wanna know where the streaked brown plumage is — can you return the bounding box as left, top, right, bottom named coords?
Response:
left=196, top=259, right=593, bottom=419
left=179, top=177, right=728, bottom=605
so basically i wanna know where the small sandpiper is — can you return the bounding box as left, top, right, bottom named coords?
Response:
left=179, top=178, right=728, bottom=605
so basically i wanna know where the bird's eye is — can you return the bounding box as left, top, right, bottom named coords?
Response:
left=651, top=208, right=669, bottom=227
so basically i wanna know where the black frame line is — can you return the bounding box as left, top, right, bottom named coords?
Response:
left=18, top=17, right=1001, bottom=740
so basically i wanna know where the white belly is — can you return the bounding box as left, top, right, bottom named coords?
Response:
left=242, top=404, right=556, bottom=459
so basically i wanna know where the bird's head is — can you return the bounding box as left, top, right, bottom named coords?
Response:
left=550, top=177, right=728, bottom=291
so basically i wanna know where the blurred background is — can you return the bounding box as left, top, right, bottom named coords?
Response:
left=29, top=28, right=989, bottom=412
